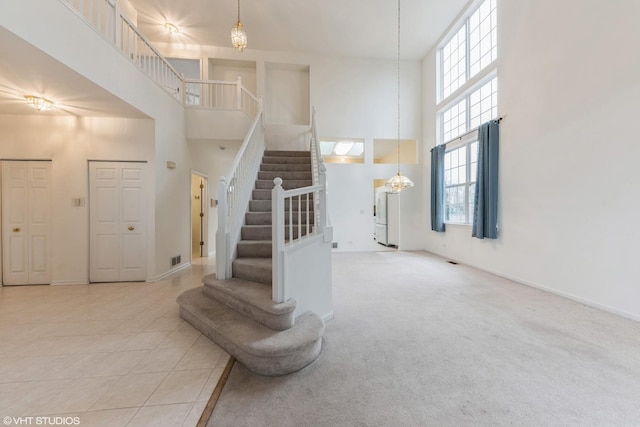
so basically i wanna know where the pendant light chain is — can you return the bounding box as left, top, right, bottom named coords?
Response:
left=237, top=0, right=241, bottom=21
left=385, top=0, right=414, bottom=193
left=397, top=0, right=401, bottom=176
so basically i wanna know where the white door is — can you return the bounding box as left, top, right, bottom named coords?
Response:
left=1, top=161, right=53, bottom=285
left=89, top=162, right=147, bottom=282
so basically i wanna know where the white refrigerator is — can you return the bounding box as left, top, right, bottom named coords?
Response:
left=374, top=187, right=399, bottom=247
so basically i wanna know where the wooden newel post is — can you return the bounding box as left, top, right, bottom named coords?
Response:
left=272, top=177, right=285, bottom=303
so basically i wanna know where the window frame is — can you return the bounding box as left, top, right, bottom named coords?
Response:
left=436, top=0, right=498, bottom=225
left=444, top=139, right=478, bottom=225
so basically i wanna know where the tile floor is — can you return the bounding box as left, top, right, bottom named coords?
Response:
left=0, top=258, right=229, bottom=427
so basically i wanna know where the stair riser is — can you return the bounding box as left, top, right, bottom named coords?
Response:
left=250, top=200, right=313, bottom=212
left=252, top=190, right=315, bottom=201
left=178, top=301, right=323, bottom=376
left=258, top=171, right=312, bottom=181
left=264, top=151, right=311, bottom=157
left=233, top=261, right=272, bottom=285
left=246, top=213, right=315, bottom=226
left=203, top=284, right=294, bottom=331
left=262, top=157, right=311, bottom=165
left=261, top=164, right=311, bottom=172
left=237, top=242, right=271, bottom=258
left=242, top=226, right=311, bottom=240
left=256, top=180, right=312, bottom=190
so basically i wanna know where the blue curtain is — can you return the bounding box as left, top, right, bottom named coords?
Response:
left=430, top=145, right=446, bottom=232
left=472, top=120, right=500, bottom=239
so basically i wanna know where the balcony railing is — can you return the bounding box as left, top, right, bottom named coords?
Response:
left=185, top=77, right=259, bottom=118
left=60, top=0, right=258, bottom=116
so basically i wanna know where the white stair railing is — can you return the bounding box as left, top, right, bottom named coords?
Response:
left=118, top=15, right=182, bottom=101
left=216, top=103, right=265, bottom=280
left=60, top=0, right=262, bottom=116
left=61, top=0, right=182, bottom=101
left=271, top=108, right=329, bottom=303
left=184, top=77, right=259, bottom=118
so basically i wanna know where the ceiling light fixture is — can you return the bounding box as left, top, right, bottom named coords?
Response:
left=230, top=0, right=247, bottom=52
left=386, top=0, right=414, bottom=193
left=25, top=95, right=53, bottom=111
left=164, top=22, right=179, bottom=35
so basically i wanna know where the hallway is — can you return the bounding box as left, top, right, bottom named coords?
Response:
left=0, top=258, right=228, bottom=427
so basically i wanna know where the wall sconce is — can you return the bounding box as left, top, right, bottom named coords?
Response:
left=25, top=95, right=53, bottom=111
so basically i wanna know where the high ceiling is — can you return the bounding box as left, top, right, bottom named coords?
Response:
left=0, top=0, right=468, bottom=117
left=127, top=0, right=468, bottom=60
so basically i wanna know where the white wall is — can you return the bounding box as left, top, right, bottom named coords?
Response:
left=2, top=0, right=191, bottom=279
left=423, top=0, right=640, bottom=319
left=0, top=115, right=154, bottom=284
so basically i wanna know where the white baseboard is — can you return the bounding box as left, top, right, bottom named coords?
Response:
left=50, top=280, right=89, bottom=286
left=424, top=250, right=640, bottom=323
left=322, top=311, right=334, bottom=322
left=147, top=262, right=192, bottom=283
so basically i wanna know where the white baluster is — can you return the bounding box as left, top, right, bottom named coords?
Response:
left=216, top=177, right=228, bottom=280
left=272, top=178, right=285, bottom=303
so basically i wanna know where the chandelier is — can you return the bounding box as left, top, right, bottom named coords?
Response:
left=386, top=0, right=414, bottom=193
left=25, top=95, right=53, bottom=111
left=230, top=0, right=247, bottom=52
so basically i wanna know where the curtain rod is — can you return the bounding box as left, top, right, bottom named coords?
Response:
left=442, top=116, right=504, bottom=146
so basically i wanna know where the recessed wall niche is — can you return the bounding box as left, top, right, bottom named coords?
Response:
left=265, top=62, right=310, bottom=126
left=373, top=139, right=417, bottom=164
left=208, top=58, right=257, bottom=95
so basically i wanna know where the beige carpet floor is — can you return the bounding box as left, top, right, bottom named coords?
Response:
left=209, top=251, right=640, bottom=426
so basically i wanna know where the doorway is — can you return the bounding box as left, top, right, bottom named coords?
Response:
left=89, top=161, right=148, bottom=282
left=373, top=179, right=399, bottom=250
left=1, top=160, right=53, bottom=285
left=191, top=172, right=208, bottom=260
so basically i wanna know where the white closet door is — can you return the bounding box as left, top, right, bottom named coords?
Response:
left=89, top=162, right=147, bottom=282
left=1, top=161, right=52, bottom=285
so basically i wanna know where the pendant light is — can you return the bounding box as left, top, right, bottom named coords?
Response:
left=230, top=0, right=247, bottom=52
left=386, top=0, right=414, bottom=193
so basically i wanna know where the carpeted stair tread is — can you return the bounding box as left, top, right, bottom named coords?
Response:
left=261, top=163, right=311, bottom=172
left=262, top=156, right=311, bottom=165
left=246, top=212, right=314, bottom=226
left=233, top=257, right=272, bottom=285
left=258, top=171, right=313, bottom=181
left=202, top=274, right=295, bottom=330
left=242, top=224, right=310, bottom=240
left=237, top=240, right=272, bottom=257
left=177, top=287, right=323, bottom=376
left=255, top=179, right=312, bottom=190
left=264, top=150, right=312, bottom=157
left=249, top=199, right=312, bottom=212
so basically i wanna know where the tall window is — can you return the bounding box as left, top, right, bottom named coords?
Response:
left=438, top=0, right=497, bottom=224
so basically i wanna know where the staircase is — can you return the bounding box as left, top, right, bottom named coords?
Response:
left=177, top=151, right=325, bottom=376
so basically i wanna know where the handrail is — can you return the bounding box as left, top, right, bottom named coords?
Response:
left=216, top=103, right=265, bottom=280
left=118, top=14, right=183, bottom=101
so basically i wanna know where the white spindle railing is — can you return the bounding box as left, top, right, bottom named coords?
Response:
left=118, top=15, right=182, bottom=101
left=60, top=0, right=263, bottom=115
left=184, top=77, right=259, bottom=118
left=271, top=108, right=328, bottom=303
left=216, top=104, right=265, bottom=279
left=62, top=0, right=116, bottom=41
